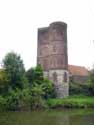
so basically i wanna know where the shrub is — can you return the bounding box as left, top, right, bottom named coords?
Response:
left=6, top=89, right=21, bottom=110
left=0, top=96, right=7, bottom=110
left=30, top=84, right=47, bottom=109
left=69, top=81, right=91, bottom=96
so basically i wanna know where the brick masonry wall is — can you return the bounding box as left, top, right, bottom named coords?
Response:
left=37, top=22, right=69, bottom=98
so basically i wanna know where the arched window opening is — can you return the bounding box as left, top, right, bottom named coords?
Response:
left=53, top=72, right=57, bottom=84
left=64, top=72, right=67, bottom=82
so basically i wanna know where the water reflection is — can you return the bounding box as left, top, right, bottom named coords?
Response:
left=0, top=109, right=94, bottom=125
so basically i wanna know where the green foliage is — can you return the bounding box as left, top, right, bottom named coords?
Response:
left=26, top=64, right=44, bottom=86
left=89, top=70, right=94, bottom=83
left=34, top=64, right=44, bottom=85
left=88, top=70, right=94, bottom=95
left=3, top=52, right=28, bottom=89
left=0, top=69, right=9, bottom=95
left=0, top=52, right=55, bottom=111
left=69, top=69, right=94, bottom=96
left=30, top=84, right=46, bottom=109
left=0, top=96, right=7, bottom=110
left=20, top=88, right=31, bottom=110
left=26, top=64, right=54, bottom=99
left=26, top=64, right=54, bottom=109
left=6, top=88, right=31, bottom=111
left=69, top=81, right=90, bottom=96
left=47, top=96, right=94, bottom=108
left=42, top=78, right=55, bottom=99
left=6, top=88, right=21, bottom=110
left=26, top=68, right=35, bottom=86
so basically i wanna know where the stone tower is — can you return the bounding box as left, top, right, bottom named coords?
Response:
left=37, top=22, right=69, bottom=98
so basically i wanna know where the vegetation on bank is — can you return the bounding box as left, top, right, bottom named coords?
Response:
left=69, top=82, right=94, bottom=96
left=0, top=52, right=54, bottom=111
left=47, top=95, right=94, bottom=108
left=0, top=51, right=94, bottom=111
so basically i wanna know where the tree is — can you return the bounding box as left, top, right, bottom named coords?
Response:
left=26, top=64, right=54, bottom=99
left=26, top=64, right=44, bottom=86
left=26, top=67, right=35, bottom=87
left=30, top=84, right=45, bottom=109
left=0, top=69, right=9, bottom=95
left=33, top=64, right=44, bottom=85
left=88, top=70, right=94, bottom=95
left=42, top=78, right=55, bottom=99
left=3, top=52, right=27, bottom=90
left=89, top=70, right=94, bottom=84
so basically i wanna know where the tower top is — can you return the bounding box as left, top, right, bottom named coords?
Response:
left=38, top=21, right=67, bottom=32
left=50, top=21, right=67, bottom=27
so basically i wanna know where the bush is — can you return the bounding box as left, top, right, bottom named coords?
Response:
left=69, top=81, right=91, bottom=96
left=0, top=96, right=7, bottom=111
left=19, top=88, right=31, bottom=111
left=6, top=88, right=31, bottom=111
left=30, top=84, right=47, bottom=109
left=42, top=78, right=55, bottom=99
left=6, top=89, right=21, bottom=110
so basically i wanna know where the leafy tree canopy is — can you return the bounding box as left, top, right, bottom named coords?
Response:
left=0, top=69, right=9, bottom=95
left=3, top=52, right=27, bottom=89
left=26, top=64, right=54, bottom=98
left=26, top=64, right=44, bottom=86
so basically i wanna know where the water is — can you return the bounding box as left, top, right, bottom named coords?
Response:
left=0, top=109, right=94, bottom=125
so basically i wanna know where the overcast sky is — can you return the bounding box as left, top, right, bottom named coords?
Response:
left=0, top=0, right=94, bottom=70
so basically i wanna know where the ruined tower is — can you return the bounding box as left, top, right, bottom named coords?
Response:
left=37, top=22, right=69, bottom=98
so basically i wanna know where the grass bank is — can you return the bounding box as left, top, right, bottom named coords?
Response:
left=47, top=95, right=94, bottom=108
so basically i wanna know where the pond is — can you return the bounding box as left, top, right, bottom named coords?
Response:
left=0, top=109, right=94, bottom=125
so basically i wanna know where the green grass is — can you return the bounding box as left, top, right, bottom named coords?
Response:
left=47, top=95, right=94, bottom=108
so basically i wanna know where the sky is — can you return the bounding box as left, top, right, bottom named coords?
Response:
left=0, top=0, right=94, bottom=70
